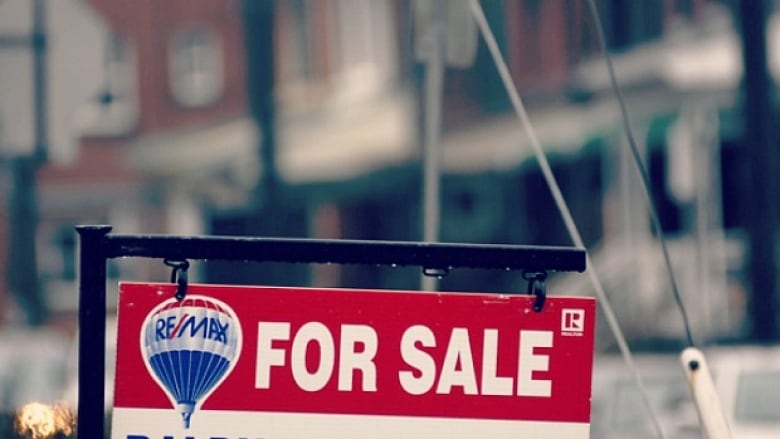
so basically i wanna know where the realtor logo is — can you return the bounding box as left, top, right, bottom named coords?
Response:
left=561, top=309, right=585, bottom=334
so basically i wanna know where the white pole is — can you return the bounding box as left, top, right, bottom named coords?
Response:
left=421, top=0, right=446, bottom=291
left=680, top=347, right=732, bottom=439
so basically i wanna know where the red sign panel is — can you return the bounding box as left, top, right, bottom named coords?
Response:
left=111, top=282, right=596, bottom=439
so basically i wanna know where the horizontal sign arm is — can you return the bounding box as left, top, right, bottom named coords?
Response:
left=97, top=229, right=586, bottom=273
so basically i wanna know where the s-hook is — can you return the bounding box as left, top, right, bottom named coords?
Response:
left=423, top=266, right=450, bottom=278
left=164, top=258, right=190, bottom=300
left=523, top=271, right=547, bottom=312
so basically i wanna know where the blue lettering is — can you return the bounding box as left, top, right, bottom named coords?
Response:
left=164, top=315, right=229, bottom=344
left=126, top=436, right=148, bottom=439
left=155, top=319, right=166, bottom=341
left=209, top=318, right=220, bottom=341
left=154, top=316, right=178, bottom=341
left=166, top=316, right=176, bottom=339
left=219, top=321, right=229, bottom=343
left=181, top=315, right=207, bottom=339
left=209, top=319, right=229, bottom=343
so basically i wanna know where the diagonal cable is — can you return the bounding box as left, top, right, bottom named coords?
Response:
left=585, top=0, right=695, bottom=348
left=467, top=1, right=668, bottom=438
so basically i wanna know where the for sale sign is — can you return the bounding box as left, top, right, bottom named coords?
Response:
left=111, top=282, right=596, bottom=439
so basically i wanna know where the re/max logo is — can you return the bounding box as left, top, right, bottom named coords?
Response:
left=155, top=314, right=230, bottom=344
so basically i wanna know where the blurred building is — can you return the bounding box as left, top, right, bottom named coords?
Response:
left=25, top=0, right=253, bottom=325
left=0, top=0, right=751, bottom=347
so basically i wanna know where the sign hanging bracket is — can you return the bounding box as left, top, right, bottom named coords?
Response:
left=422, top=266, right=450, bottom=278
left=523, top=271, right=548, bottom=312
left=164, top=258, right=190, bottom=300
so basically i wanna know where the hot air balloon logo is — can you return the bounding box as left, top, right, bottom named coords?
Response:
left=141, top=294, right=242, bottom=429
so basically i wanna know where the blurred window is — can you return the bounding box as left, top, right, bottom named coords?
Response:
left=168, top=27, right=224, bottom=108
left=78, top=33, right=138, bottom=136
left=38, top=224, right=76, bottom=282
left=599, top=0, right=664, bottom=50
left=443, top=0, right=509, bottom=127
left=673, top=0, right=696, bottom=18
left=734, top=371, right=780, bottom=423
left=649, top=148, right=683, bottom=233
left=290, top=0, right=315, bottom=80
left=276, top=0, right=398, bottom=106
left=333, top=0, right=398, bottom=96
left=276, top=0, right=333, bottom=97
left=56, top=225, right=76, bottom=281
left=518, top=150, right=603, bottom=247
left=720, top=139, right=748, bottom=230
left=565, top=0, right=600, bottom=65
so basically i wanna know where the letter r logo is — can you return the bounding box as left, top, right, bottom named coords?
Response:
left=561, top=309, right=585, bottom=332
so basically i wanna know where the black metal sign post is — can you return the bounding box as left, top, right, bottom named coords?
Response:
left=76, top=225, right=586, bottom=438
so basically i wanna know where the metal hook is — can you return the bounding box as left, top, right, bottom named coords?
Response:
left=164, top=259, right=190, bottom=301
left=423, top=266, right=450, bottom=278
left=523, top=271, right=547, bottom=312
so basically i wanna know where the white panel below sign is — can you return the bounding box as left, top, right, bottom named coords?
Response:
left=112, top=408, right=590, bottom=439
